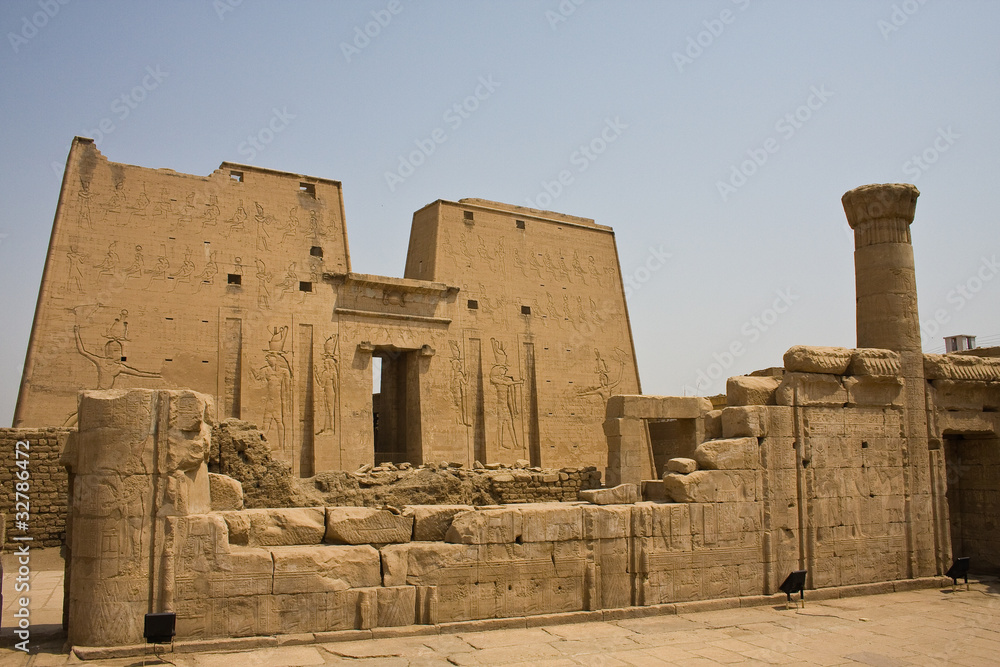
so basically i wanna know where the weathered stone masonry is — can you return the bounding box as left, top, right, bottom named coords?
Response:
left=0, top=427, right=70, bottom=549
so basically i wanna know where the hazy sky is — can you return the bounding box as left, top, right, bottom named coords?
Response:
left=1, top=0, right=998, bottom=424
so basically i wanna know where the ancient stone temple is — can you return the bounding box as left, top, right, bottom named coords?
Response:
left=14, top=137, right=641, bottom=473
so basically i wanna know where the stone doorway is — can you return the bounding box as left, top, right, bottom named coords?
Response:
left=944, top=433, right=1000, bottom=575
left=373, top=347, right=423, bottom=465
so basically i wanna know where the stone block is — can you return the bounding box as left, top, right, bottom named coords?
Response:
left=578, top=483, right=639, bottom=505
left=776, top=372, right=847, bottom=407
left=924, top=353, right=1000, bottom=381
left=704, top=409, right=723, bottom=439
left=380, top=542, right=479, bottom=589
left=582, top=504, right=631, bottom=539
left=693, top=437, right=757, bottom=470
left=403, top=505, right=474, bottom=541
left=727, top=376, right=781, bottom=406
left=844, top=375, right=903, bottom=407
left=641, top=479, right=668, bottom=502
left=445, top=507, right=522, bottom=544
left=929, top=379, right=996, bottom=412
left=209, top=473, right=244, bottom=511
left=721, top=406, right=768, bottom=437
left=520, top=504, right=583, bottom=542
left=666, top=458, right=697, bottom=474
left=606, top=395, right=712, bottom=419
left=232, top=508, right=326, bottom=547
left=936, top=410, right=998, bottom=438
left=663, top=470, right=756, bottom=503
left=847, top=348, right=901, bottom=376
left=377, top=586, right=418, bottom=627
left=783, top=345, right=852, bottom=375
left=602, top=417, right=645, bottom=438
left=271, top=545, right=381, bottom=594
left=325, top=507, right=413, bottom=544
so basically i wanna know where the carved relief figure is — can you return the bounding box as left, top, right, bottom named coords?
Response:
left=77, top=179, right=93, bottom=229
left=449, top=340, right=471, bottom=426
left=145, top=246, right=169, bottom=289
left=281, top=206, right=299, bottom=244
left=275, top=262, right=297, bottom=300
left=73, top=323, right=161, bottom=390
left=66, top=245, right=88, bottom=293
left=577, top=347, right=628, bottom=402
left=255, top=259, right=272, bottom=309
left=178, top=192, right=196, bottom=224
left=306, top=210, right=325, bottom=240
left=227, top=199, right=248, bottom=234
left=254, top=202, right=271, bottom=251
left=197, top=250, right=219, bottom=286
left=94, top=242, right=119, bottom=280
left=171, top=247, right=195, bottom=286
left=122, top=245, right=144, bottom=285
left=489, top=338, right=523, bottom=450
left=152, top=188, right=173, bottom=220
left=102, top=180, right=126, bottom=226
left=202, top=194, right=220, bottom=226
left=252, top=326, right=292, bottom=451
left=315, top=334, right=340, bottom=435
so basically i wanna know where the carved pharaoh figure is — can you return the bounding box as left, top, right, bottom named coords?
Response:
left=489, top=338, right=523, bottom=450
left=315, top=334, right=340, bottom=435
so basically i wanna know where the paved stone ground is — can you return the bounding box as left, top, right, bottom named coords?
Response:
left=1, top=549, right=998, bottom=665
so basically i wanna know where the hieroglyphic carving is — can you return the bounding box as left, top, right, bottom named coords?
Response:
left=73, top=319, right=161, bottom=389
left=77, top=178, right=93, bottom=229
left=315, top=334, right=340, bottom=435
left=125, top=185, right=150, bottom=227
left=94, top=241, right=119, bottom=280
left=255, top=259, right=272, bottom=309
left=450, top=340, right=471, bottom=427
left=577, top=347, right=627, bottom=402
left=146, top=245, right=169, bottom=289
left=254, top=202, right=273, bottom=251
left=66, top=244, right=88, bottom=293
left=281, top=206, right=299, bottom=244
left=122, top=244, right=144, bottom=285
left=197, top=250, right=219, bottom=287
left=227, top=199, right=248, bottom=234
left=102, top=179, right=126, bottom=226
left=171, top=247, right=196, bottom=287
left=251, top=326, right=292, bottom=451
left=275, top=262, right=298, bottom=300
left=489, top=338, right=523, bottom=451
left=152, top=187, right=173, bottom=222
left=202, top=195, right=220, bottom=227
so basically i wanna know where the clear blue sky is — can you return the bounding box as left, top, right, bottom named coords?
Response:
left=1, top=0, right=998, bottom=424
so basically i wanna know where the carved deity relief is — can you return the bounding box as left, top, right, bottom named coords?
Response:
left=77, top=178, right=93, bottom=229
left=587, top=255, right=603, bottom=286
left=151, top=188, right=173, bottom=221
left=197, top=250, right=219, bottom=287
left=171, top=247, right=196, bottom=287
left=202, top=195, right=220, bottom=227
left=178, top=192, right=196, bottom=225
left=255, top=259, right=272, bottom=310
left=450, top=340, right=471, bottom=427
left=66, top=244, right=89, bottom=293
left=254, top=202, right=272, bottom=251
left=102, top=180, right=126, bottom=226
left=122, top=245, right=144, bottom=285
left=306, top=210, right=326, bottom=240
left=251, top=326, right=292, bottom=452
left=572, top=250, right=588, bottom=285
left=315, top=334, right=340, bottom=435
left=94, top=241, right=119, bottom=280
left=125, top=185, right=149, bottom=227
left=72, top=310, right=161, bottom=390
left=275, top=262, right=298, bottom=300
left=145, top=245, right=169, bottom=290
left=489, top=338, right=523, bottom=451
left=577, top=347, right=628, bottom=402
left=281, top=206, right=299, bottom=244
left=227, top=199, right=248, bottom=234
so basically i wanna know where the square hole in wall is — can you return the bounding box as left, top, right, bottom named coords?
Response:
left=467, top=299, right=479, bottom=309
left=521, top=305, right=531, bottom=315
left=516, top=219, right=525, bottom=229
left=463, top=210, right=474, bottom=222
left=228, top=274, right=242, bottom=285
left=300, top=182, right=316, bottom=197
left=230, top=170, right=244, bottom=182
left=310, top=246, right=323, bottom=257
left=299, top=281, right=313, bottom=292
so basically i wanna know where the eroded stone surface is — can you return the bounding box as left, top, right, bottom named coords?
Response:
left=666, top=458, right=697, bottom=474
left=325, top=507, right=413, bottom=544
left=209, top=472, right=245, bottom=511
left=578, top=484, right=639, bottom=505
left=783, top=345, right=853, bottom=375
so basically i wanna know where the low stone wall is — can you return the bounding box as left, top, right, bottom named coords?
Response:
left=0, top=428, right=71, bottom=549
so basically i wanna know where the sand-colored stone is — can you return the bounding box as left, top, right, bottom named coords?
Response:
left=222, top=507, right=326, bottom=546
left=402, top=504, right=474, bottom=541
left=666, top=457, right=697, bottom=474
left=271, top=545, right=381, bottom=593
left=324, top=507, right=413, bottom=544
left=578, top=483, right=639, bottom=505
left=783, top=345, right=853, bottom=375
left=693, top=437, right=757, bottom=470
left=726, top=376, right=780, bottom=405
left=209, top=472, right=245, bottom=511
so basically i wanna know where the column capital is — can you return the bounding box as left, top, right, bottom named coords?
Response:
left=842, top=183, right=920, bottom=230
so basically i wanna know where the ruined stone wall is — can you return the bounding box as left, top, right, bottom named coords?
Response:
left=0, top=428, right=70, bottom=549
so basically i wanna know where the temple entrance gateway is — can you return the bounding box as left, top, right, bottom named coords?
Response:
left=373, top=346, right=422, bottom=465
left=943, top=433, right=1000, bottom=575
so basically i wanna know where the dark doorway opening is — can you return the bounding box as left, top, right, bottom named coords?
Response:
left=648, top=418, right=699, bottom=478
left=944, top=433, right=1000, bottom=575
left=372, top=347, right=422, bottom=465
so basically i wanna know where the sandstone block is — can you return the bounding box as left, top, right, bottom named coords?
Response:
left=666, top=458, right=697, bottom=474
left=783, top=345, right=852, bottom=375
left=663, top=470, right=756, bottom=503
left=640, top=480, right=668, bottom=502
left=520, top=504, right=583, bottom=542
left=606, top=395, right=712, bottom=419
left=693, top=437, right=758, bottom=470
left=445, top=507, right=521, bottom=544
left=225, top=508, right=325, bottom=547
left=380, top=542, right=479, bottom=587
left=402, top=505, right=473, bottom=541
left=578, top=483, right=639, bottom=505
left=848, top=348, right=901, bottom=376
left=325, top=507, right=413, bottom=544
left=209, top=473, right=244, bottom=511
left=721, top=406, right=768, bottom=438
left=924, top=353, right=1000, bottom=381
left=775, top=372, right=847, bottom=407
left=844, top=376, right=904, bottom=407
left=704, top=409, right=723, bottom=440
left=272, top=545, right=381, bottom=594
left=726, top=376, right=780, bottom=406
left=929, top=379, right=999, bottom=412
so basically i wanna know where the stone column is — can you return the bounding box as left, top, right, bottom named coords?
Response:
left=61, top=389, right=213, bottom=647
left=842, top=183, right=938, bottom=577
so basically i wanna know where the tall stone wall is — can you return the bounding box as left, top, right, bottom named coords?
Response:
left=0, top=428, right=70, bottom=549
